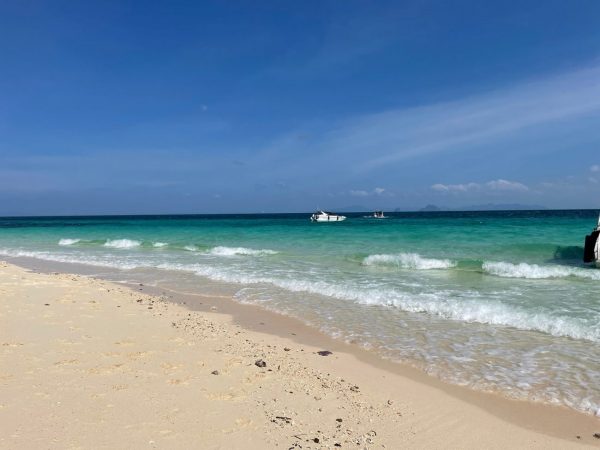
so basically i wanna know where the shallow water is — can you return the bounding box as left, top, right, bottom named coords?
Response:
left=1, top=210, right=599, bottom=414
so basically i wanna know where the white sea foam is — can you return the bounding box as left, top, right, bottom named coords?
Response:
left=154, top=262, right=599, bottom=342
left=58, top=238, right=80, bottom=246
left=207, top=246, right=278, bottom=257
left=483, top=261, right=600, bottom=280
left=2, top=243, right=596, bottom=341
left=363, top=253, right=455, bottom=270
left=104, top=239, right=141, bottom=249
left=0, top=248, right=141, bottom=270
left=153, top=242, right=168, bottom=248
left=184, top=245, right=199, bottom=252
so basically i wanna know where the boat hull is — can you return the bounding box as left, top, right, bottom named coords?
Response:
left=583, top=229, right=600, bottom=263
left=311, top=216, right=346, bottom=222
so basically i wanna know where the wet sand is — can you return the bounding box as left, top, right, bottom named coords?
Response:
left=1, top=260, right=599, bottom=449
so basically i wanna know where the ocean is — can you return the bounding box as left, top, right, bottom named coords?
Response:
left=1, top=210, right=599, bottom=414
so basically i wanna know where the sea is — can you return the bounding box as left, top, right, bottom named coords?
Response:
left=1, top=210, right=599, bottom=415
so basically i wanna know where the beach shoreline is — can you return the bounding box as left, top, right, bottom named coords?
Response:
left=1, top=258, right=599, bottom=449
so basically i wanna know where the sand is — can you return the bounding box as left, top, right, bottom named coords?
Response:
left=1, top=260, right=598, bottom=449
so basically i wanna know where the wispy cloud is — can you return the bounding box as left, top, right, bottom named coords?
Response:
left=264, top=64, right=600, bottom=177
left=349, top=187, right=389, bottom=197
left=431, top=182, right=479, bottom=193
left=340, top=66, right=600, bottom=170
left=591, top=164, right=600, bottom=173
left=431, top=179, right=529, bottom=194
left=486, top=179, right=529, bottom=192
left=270, top=3, right=412, bottom=77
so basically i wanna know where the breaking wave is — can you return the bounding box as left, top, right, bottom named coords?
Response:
left=363, top=253, right=600, bottom=280
left=58, top=238, right=80, bottom=246
left=104, top=239, right=141, bottom=249
left=153, top=262, right=599, bottom=342
left=153, top=242, right=168, bottom=248
left=1, top=244, right=597, bottom=342
left=207, top=246, right=278, bottom=257
left=483, top=262, right=600, bottom=280
left=363, top=253, right=456, bottom=270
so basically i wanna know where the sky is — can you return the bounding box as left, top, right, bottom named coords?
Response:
left=1, top=0, right=600, bottom=215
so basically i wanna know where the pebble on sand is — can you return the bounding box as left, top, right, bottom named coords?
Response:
left=255, top=359, right=267, bottom=368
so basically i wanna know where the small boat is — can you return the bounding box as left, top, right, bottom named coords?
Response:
left=363, top=211, right=387, bottom=219
left=583, top=214, right=600, bottom=266
left=310, top=211, right=346, bottom=222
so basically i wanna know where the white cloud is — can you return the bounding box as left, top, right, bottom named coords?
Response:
left=591, top=165, right=600, bottom=173
left=589, top=177, right=598, bottom=184
left=431, top=184, right=449, bottom=192
left=350, top=189, right=369, bottom=197
left=431, top=182, right=480, bottom=193
left=485, top=179, right=529, bottom=191
left=349, top=187, right=389, bottom=197
left=431, top=179, right=528, bottom=194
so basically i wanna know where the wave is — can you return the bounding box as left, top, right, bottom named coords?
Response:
left=153, top=242, right=168, bottom=248
left=154, top=262, right=599, bottom=342
left=483, top=261, right=600, bottom=280
left=58, top=238, right=80, bottom=246
left=184, top=245, right=199, bottom=252
left=0, top=248, right=141, bottom=270
left=363, top=253, right=455, bottom=270
left=207, top=246, right=278, bottom=257
left=1, top=244, right=596, bottom=341
left=362, top=254, right=600, bottom=280
left=104, top=239, right=141, bottom=249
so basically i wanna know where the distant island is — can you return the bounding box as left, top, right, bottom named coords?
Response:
left=460, top=203, right=547, bottom=211
left=419, top=204, right=442, bottom=212
left=333, top=203, right=548, bottom=213
left=393, top=203, right=548, bottom=212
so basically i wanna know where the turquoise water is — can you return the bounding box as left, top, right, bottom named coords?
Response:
left=1, top=210, right=599, bottom=414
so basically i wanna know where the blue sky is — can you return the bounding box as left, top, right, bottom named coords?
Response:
left=1, top=0, right=600, bottom=214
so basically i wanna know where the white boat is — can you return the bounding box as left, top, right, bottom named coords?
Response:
left=583, top=214, right=600, bottom=266
left=310, top=211, right=346, bottom=222
left=363, top=211, right=387, bottom=219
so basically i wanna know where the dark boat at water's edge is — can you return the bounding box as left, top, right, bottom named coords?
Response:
left=583, top=214, right=600, bottom=265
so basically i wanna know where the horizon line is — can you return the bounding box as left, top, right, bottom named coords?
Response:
left=1, top=207, right=600, bottom=219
